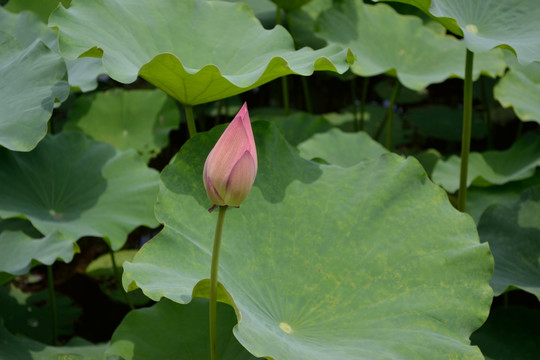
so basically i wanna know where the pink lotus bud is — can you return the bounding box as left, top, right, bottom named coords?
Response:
left=203, top=103, right=257, bottom=210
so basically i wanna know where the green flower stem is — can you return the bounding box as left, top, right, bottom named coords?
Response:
left=184, top=105, right=197, bottom=138
left=301, top=76, right=313, bottom=114
left=275, top=5, right=290, bottom=115
left=457, top=49, right=474, bottom=212
left=47, top=266, right=58, bottom=345
left=385, top=80, right=401, bottom=150
left=210, top=205, right=228, bottom=360
left=360, top=77, right=369, bottom=131
left=351, top=78, right=359, bottom=131
left=110, top=248, right=135, bottom=310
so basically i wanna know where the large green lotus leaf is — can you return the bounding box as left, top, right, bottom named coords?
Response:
left=123, top=121, right=492, bottom=359
left=0, top=230, right=74, bottom=275
left=322, top=107, right=411, bottom=146
left=0, top=132, right=159, bottom=250
left=467, top=169, right=540, bottom=223
left=404, top=105, right=487, bottom=141
left=298, top=128, right=388, bottom=166
left=316, top=0, right=505, bottom=91
left=375, top=0, right=462, bottom=35
left=65, top=89, right=178, bottom=162
left=428, top=0, right=540, bottom=64
left=106, top=298, right=256, bottom=359
left=0, top=284, right=81, bottom=344
left=0, top=324, right=110, bottom=360
left=49, top=0, right=353, bottom=106
left=288, top=0, right=333, bottom=49
left=494, top=54, right=540, bottom=124
left=250, top=108, right=333, bottom=146
left=4, top=0, right=71, bottom=23
left=432, top=135, right=540, bottom=193
left=477, top=187, right=540, bottom=300
left=270, top=0, right=312, bottom=11
left=471, top=306, right=540, bottom=360
left=65, top=57, right=105, bottom=92
left=0, top=34, right=68, bottom=151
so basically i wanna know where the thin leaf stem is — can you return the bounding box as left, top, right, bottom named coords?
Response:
left=210, top=205, right=228, bottom=360
left=47, top=266, right=58, bottom=345
left=351, top=77, right=359, bottom=131
left=184, top=105, right=197, bottom=138
left=360, top=77, right=369, bottom=131
left=301, top=76, right=313, bottom=114
left=457, top=49, right=475, bottom=212
left=110, top=248, right=134, bottom=310
left=385, top=80, right=401, bottom=150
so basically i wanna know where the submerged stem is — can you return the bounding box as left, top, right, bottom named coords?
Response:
left=184, top=105, right=197, bottom=138
left=210, top=205, right=228, bottom=360
left=385, top=80, right=401, bottom=150
left=110, top=248, right=134, bottom=310
left=47, top=266, right=58, bottom=345
left=457, top=49, right=474, bottom=212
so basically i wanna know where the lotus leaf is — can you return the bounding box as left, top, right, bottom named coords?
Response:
left=0, top=132, right=159, bottom=250
left=432, top=135, right=540, bottom=193
left=65, top=89, right=178, bottom=161
left=49, top=0, right=353, bottom=106
left=123, top=121, right=492, bottom=359
left=106, top=298, right=257, bottom=359
left=316, top=0, right=505, bottom=90
left=477, top=187, right=540, bottom=300
left=298, top=128, right=388, bottom=166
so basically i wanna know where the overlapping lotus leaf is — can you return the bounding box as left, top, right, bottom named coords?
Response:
left=375, top=0, right=462, bottom=35
left=0, top=28, right=68, bottom=151
left=432, top=135, right=540, bottom=193
left=298, top=128, right=388, bottom=167
left=494, top=51, right=540, bottom=124
left=316, top=0, right=506, bottom=90
left=4, top=0, right=72, bottom=23
left=49, top=0, right=353, bottom=106
left=65, top=88, right=178, bottom=161
left=271, top=0, right=312, bottom=11
left=0, top=132, right=159, bottom=250
left=0, top=324, right=108, bottom=360
left=123, top=121, right=492, bottom=359
left=0, top=230, right=74, bottom=275
left=429, top=0, right=540, bottom=64
left=106, top=298, right=257, bottom=359
left=477, top=187, right=540, bottom=300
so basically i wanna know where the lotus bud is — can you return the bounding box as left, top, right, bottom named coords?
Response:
left=203, top=103, right=257, bottom=211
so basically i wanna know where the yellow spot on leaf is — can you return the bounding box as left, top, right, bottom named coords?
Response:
left=279, top=322, right=292, bottom=334
left=465, top=24, right=478, bottom=34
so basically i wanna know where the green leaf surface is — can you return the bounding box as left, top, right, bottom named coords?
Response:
left=429, top=0, right=540, bottom=64
left=322, top=107, right=411, bottom=146
left=432, top=135, right=540, bottom=193
left=65, top=89, right=178, bottom=161
left=4, top=0, right=72, bottom=23
left=298, top=128, right=388, bottom=166
left=251, top=109, right=333, bottom=146
left=477, top=187, right=540, bottom=300
left=106, top=298, right=257, bottom=360
left=374, top=78, right=428, bottom=104
left=49, top=0, right=352, bottom=106
left=0, top=34, right=68, bottom=151
left=404, top=105, right=487, bottom=141
left=270, top=0, right=312, bottom=11
left=375, top=0, right=462, bottom=35
left=288, top=0, right=333, bottom=49
left=0, top=132, right=159, bottom=250
left=65, top=57, right=105, bottom=92
left=494, top=54, right=540, bottom=124
left=0, top=284, right=81, bottom=344
left=467, top=169, right=540, bottom=224
left=316, top=0, right=505, bottom=91
left=0, top=323, right=109, bottom=360
left=471, top=306, right=540, bottom=360
left=0, top=230, right=74, bottom=275
left=123, top=121, right=492, bottom=359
